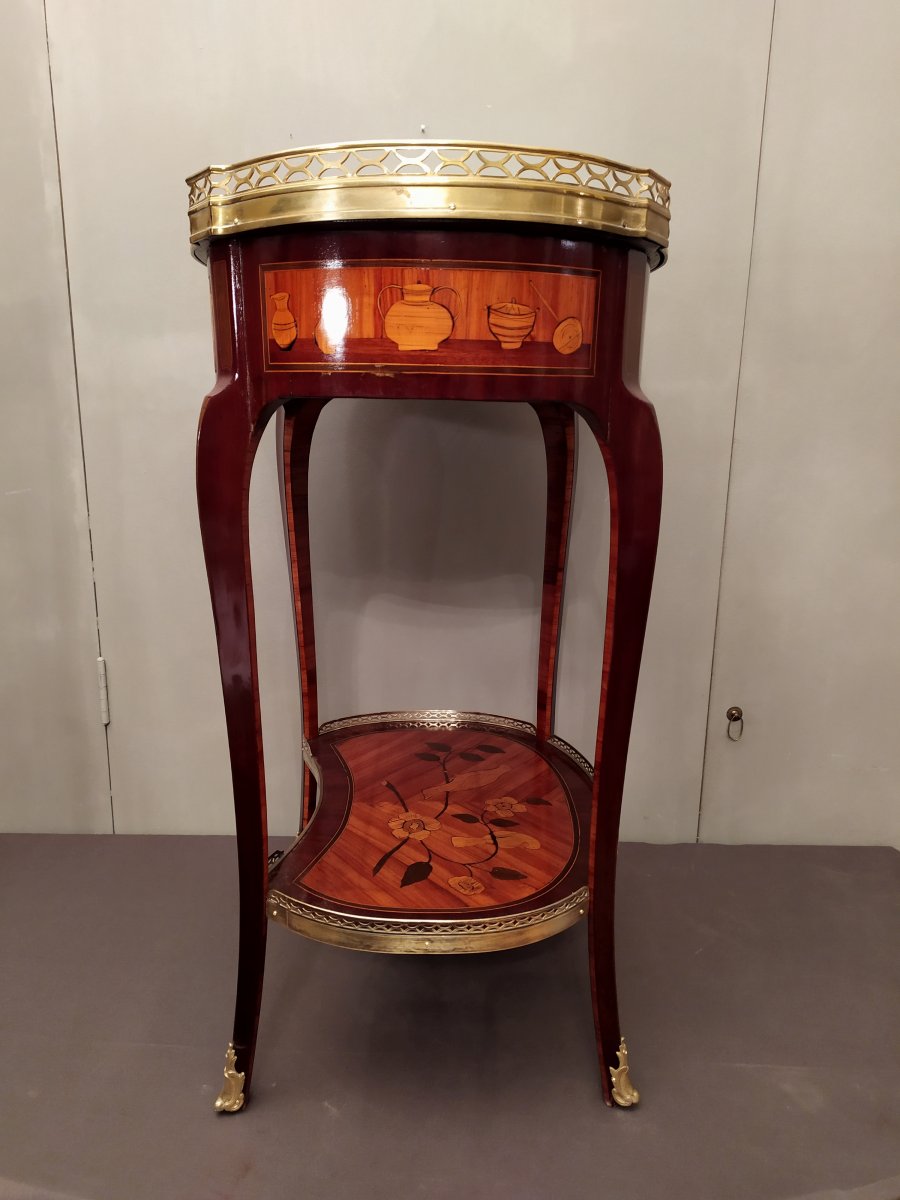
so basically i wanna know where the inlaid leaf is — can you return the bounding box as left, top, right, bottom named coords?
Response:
left=490, top=867, right=526, bottom=880
left=452, top=813, right=480, bottom=824
left=524, top=796, right=551, bottom=806
left=372, top=839, right=406, bottom=876
left=426, top=742, right=452, bottom=752
left=416, top=752, right=442, bottom=762
left=475, top=744, right=504, bottom=754
left=493, top=831, right=540, bottom=849
left=459, top=752, right=484, bottom=762
left=489, top=818, right=519, bottom=828
left=419, top=764, right=506, bottom=803
left=400, top=860, right=433, bottom=888
left=451, top=834, right=490, bottom=848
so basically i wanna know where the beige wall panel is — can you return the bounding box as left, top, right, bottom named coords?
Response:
left=45, top=0, right=773, bottom=836
left=0, top=1, right=111, bottom=831
left=701, top=1, right=900, bottom=845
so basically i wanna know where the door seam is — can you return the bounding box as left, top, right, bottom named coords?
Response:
left=696, top=0, right=778, bottom=842
left=42, top=0, right=115, bottom=832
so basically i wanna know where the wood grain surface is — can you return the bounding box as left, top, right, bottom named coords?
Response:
left=293, top=726, right=581, bottom=912
left=533, top=404, right=576, bottom=742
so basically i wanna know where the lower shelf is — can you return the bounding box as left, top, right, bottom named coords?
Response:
left=267, top=710, right=593, bottom=954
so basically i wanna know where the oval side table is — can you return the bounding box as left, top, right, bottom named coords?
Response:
left=186, top=141, right=670, bottom=1115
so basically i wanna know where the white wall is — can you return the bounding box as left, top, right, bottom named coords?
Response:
left=700, top=0, right=900, bottom=845
left=37, top=0, right=772, bottom=840
left=2, top=0, right=896, bottom=845
left=0, top=1, right=111, bottom=831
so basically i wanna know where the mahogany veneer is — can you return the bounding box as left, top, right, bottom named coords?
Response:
left=189, top=141, right=669, bottom=1115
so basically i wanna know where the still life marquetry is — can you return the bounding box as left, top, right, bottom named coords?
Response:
left=261, top=260, right=599, bottom=375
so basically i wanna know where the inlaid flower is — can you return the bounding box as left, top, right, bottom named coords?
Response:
left=484, top=796, right=527, bottom=818
left=452, top=831, right=541, bottom=850
left=389, top=812, right=440, bottom=842
left=448, top=875, right=485, bottom=896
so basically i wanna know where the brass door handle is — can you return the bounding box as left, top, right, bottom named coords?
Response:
left=726, top=706, right=744, bottom=741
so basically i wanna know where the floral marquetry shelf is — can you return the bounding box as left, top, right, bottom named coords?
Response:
left=267, top=713, right=592, bottom=954
left=190, top=139, right=669, bottom=1117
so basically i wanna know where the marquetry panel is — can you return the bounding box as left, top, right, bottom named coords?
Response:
left=296, top=727, right=581, bottom=912
left=260, top=260, right=600, bottom=376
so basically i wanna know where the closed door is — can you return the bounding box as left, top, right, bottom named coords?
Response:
left=44, top=0, right=772, bottom=838
left=0, top=0, right=111, bottom=832
left=700, top=0, right=900, bottom=846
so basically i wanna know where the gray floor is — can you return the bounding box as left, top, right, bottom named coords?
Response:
left=0, top=837, right=897, bottom=1200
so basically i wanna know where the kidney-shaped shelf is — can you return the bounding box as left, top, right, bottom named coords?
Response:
left=266, top=711, right=593, bottom=954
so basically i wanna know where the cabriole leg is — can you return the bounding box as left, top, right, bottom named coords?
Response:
left=581, top=395, right=663, bottom=1107
left=282, top=399, right=328, bottom=829
left=197, top=383, right=271, bottom=1113
left=531, top=403, right=576, bottom=742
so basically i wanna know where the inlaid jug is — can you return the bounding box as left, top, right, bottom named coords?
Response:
left=377, top=282, right=459, bottom=351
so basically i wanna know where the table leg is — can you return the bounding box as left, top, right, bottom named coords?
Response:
left=196, top=382, right=271, bottom=1113
left=532, top=403, right=576, bottom=742
left=580, top=394, right=663, bottom=1106
left=283, top=399, right=329, bottom=829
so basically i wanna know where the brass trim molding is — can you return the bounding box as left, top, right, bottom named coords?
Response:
left=213, top=1043, right=246, bottom=1113
left=547, top=734, right=595, bottom=777
left=267, top=886, right=589, bottom=955
left=319, top=708, right=534, bottom=736
left=186, top=140, right=670, bottom=263
left=316, top=709, right=594, bottom=776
